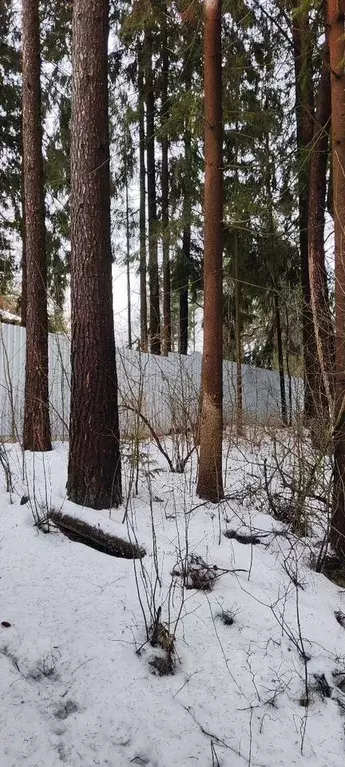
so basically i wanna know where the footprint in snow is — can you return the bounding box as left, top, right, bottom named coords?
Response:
left=54, top=699, right=79, bottom=720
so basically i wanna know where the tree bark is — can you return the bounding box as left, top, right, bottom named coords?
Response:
left=329, top=0, right=345, bottom=559
left=179, top=49, right=193, bottom=357
left=125, top=149, right=132, bottom=349
left=20, top=175, right=27, bottom=328
left=179, top=220, right=190, bottom=356
left=138, top=49, right=148, bottom=352
left=67, top=0, right=122, bottom=510
left=161, top=5, right=171, bottom=356
left=145, top=31, right=161, bottom=355
left=22, top=0, right=51, bottom=451
left=291, top=2, right=322, bottom=420
left=308, top=12, right=335, bottom=416
left=197, top=0, right=224, bottom=503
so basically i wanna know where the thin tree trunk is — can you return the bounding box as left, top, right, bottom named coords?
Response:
left=161, top=5, right=171, bottom=355
left=234, top=231, right=243, bottom=435
left=308, top=12, right=334, bottom=416
left=274, top=292, right=287, bottom=425
left=179, top=213, right=190, bottom=356
left=138, top=51, right=148, bottom=352
left=197, top=0, right=224, bottom=502
left=125, top=150, right=132, bottom=349
left=329, top=0, right=345, bottom=559
left=179, top=51, right=193, bottom=357
left=285, top=304, right=293, bottom=426
left=291, top=2, right=322, bottom=420
left=22, top=0, right=51, bottom=451
left=145, top=31, right=161, bottom=355
left=67, top=0, right=122, bottom=509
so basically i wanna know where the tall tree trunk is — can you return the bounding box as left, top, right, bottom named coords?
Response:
left=329, top=0, right=345, bottom=559
left=308, top=13, right=334, bottom=416
left=234, top=231, right=243, bottom=435
left=138, top=51, right=148, bottom=352
left=145, top=31, right=161, bottom=355
left=274, top=292, right=287, bottom=425
left=20, top=171, right=27, bottom=327
left=22, top=0, right=51, bottom=452
left=161, top=5, right=171, bottom=356
left=125, top=150, right=132, bottom=349
left=291, top=2, right=322, bottom=419
left=179, top=48, right=193, bottom=357
left=179, top=214, right=190, bottom=356
left=197, top=0, right=224, bottom=502
left=67, top=0, right=122, bottom=510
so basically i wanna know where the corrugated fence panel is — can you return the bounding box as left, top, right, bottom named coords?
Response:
left=0, top=323, right=303, bottom=440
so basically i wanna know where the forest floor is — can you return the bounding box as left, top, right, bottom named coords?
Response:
left=0, top=432, right=345, bottom=767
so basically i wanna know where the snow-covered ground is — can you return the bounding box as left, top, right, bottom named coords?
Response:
left=1, top=436, right=344, bottom=767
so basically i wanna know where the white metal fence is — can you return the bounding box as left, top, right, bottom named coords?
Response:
left=0, top=322, right=303, bottom=440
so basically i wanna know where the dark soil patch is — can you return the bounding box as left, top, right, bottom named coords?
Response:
left=49, top=511, right=145, bottom=559
left=149, top=653, right=175, bottom=676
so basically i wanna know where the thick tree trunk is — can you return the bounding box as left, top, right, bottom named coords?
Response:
left=145, top=31, right=161, bottom=355
left=67, top=0, right=122, bottom=510
left=138, top=52, right=148, bottom=352
left=308, top=16, right=335, bottom=416
left=20, top=129, right=27, bottom=328
left=20, top=198, right=27, bottom=327
left=161, top=6, right=171, bottom=356
left=22, top=0, right=51, bottom=452
left=291, top=3, right=322, bottom=419
left=329, top=0, right=345, bottom=559
left=274, top=293, right=287, bottom=425
left=197, top=0, right=224, bottom=502
left=125, top=151, right=132, bottom=349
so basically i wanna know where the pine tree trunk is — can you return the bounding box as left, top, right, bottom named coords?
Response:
left=291, top=3, right=323, bottom=420
left=179, top=212, right=190, bottom=356
left=197, top=0, right=224, bottom=503
left=125, top=151, right=132, bottom=349
left=22, top=0, right=51, bottom=452
left=308, top=14, right=335, bottom=417
left=161, top=5, right=171, bottom=356
left=20, top=178, right=27, bottom=327
left=274, top=293, right=287, bottom=425
left=67, top=0, right=122, bottom=510
left=179, top=51, right=193, bottom=357
left=138, top=51, right=148, bottom=352
left=145, top=31, right=161, bottom=355
left=329, top=0, right=345, bottom=559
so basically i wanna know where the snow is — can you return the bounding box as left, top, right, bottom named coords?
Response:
left=1, top=437, right=345, bottom=767
left=0, top=309, right=21, bottom=324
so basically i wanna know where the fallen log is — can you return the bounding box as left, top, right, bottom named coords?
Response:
left=49, top=511, right=145, bottom=559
